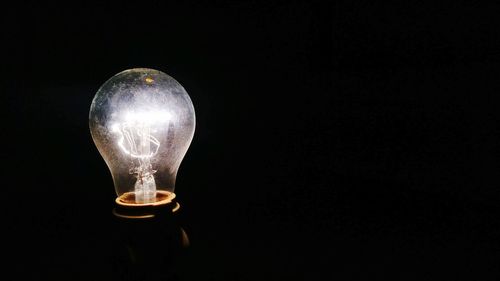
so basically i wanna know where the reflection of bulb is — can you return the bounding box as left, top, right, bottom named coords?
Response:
left=89, top=68, right=195, bottom=206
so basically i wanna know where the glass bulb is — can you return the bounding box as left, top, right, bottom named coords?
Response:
left=89, top=68, right=195, bottom=206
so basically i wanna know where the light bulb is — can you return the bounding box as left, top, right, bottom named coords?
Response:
left=89, top=68, right=195, bottom=206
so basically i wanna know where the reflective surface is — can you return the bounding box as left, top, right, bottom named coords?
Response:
left=89, top=68, right=195, bottom=204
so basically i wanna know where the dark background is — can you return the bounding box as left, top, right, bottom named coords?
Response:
left=3, top=1, right=500, bottom=280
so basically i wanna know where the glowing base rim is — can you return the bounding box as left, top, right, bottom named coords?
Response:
left=115, top=190, right=176, bottom=207
left=112, top=202, right=180, bottom=219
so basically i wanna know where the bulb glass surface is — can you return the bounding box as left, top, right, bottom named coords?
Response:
left=89, top=68, right=195, bottom=204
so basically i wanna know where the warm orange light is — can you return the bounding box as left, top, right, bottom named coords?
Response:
left=115, top=190, right=175, bottom=207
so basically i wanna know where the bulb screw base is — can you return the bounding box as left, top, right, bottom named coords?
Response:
left=113, top=190, right=180, bottom=219
left=115, top=190, right=176, bottom=207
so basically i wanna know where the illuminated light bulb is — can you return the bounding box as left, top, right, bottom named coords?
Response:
left=89, top=68, right=195, bottom=207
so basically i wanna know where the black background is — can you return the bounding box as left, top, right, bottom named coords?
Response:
left=3, top=1, right=500, bottom=280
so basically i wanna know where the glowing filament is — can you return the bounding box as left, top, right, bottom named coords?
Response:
left=111, top=110, right=171, bottom=203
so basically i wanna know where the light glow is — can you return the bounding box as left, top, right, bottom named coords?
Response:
left=89, top=68, right=195, bottom=205
left=110, top=110, right=171, bottom=203
left=124, top=110, right=172, bottom=125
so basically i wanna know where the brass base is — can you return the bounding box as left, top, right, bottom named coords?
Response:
left=113, top=190, right=180, bottom=219
left=115, top=190, right=176, bottom=207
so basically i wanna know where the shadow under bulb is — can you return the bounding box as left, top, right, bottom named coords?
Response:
left=89, top=68, right=195, bottom=208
